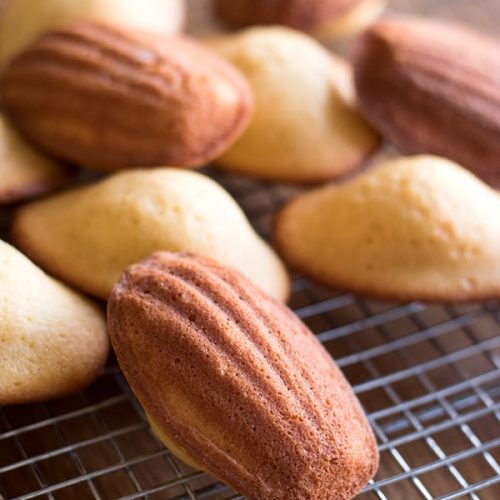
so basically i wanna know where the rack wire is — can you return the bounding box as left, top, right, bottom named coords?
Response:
left=1, top=169, right=499, bottom=499
left=1, top=0, right=500, bottom=498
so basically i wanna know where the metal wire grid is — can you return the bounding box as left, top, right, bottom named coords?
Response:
left=1, top=172, right=500, bottom=500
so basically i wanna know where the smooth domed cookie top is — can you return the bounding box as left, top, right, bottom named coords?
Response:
left=13, top=168, right=290, bottom=301
left=275, top=155, right=500, bottom=302
left=211, top=26, right=379, bottom=182
left=0, top=114, right=69, bottom=204
left=0, top=239, right=109, bottom=405
left=0, top=0, right=185, bottom=67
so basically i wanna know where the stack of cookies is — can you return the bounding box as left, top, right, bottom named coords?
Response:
left=1, top=0, right=500, bottom=498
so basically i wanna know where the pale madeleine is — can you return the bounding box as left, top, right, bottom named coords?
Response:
left=0, top=0, right=185, bottom=67
left=13, top=168, right=290, bottom=301
left=275, top=156, right=500, bottom=302
left=211, top=27, right=379, bottom=183
left=0, top=240, right=108, bottom=405
left=0, top=115, right=69, bottom=204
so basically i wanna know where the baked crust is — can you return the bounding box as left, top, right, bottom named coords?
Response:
left=108, top=252, right=378, bottom=500
left=0, top=21, right=253, bottom=171
left=215, top=0, right=360, bottom=31
left=353, top=17, right=500, bottom=187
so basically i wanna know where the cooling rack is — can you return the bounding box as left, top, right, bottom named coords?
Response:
left=1, top=0, right=500, bottom=499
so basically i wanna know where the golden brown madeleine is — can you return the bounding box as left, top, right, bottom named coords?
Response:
left=353, top=17, right=500, bottom=187
left=0, top=0, right=185, bottom=67
left=108, top=252, right=378, bottom=500
left=0, top=240, right=109, bottom=405
left=215, top=0, right=386, bottom=39
left=0, top=21, right=253, bottom=171
left=275, top=156, right=500, bottom=303
left=211, top=27, right=379, bottom=183
left=12, top=168, right=290, bottom=301
left=0, top=114, right=70, bottom=204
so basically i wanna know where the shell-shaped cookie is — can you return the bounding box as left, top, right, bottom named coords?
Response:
left=0, top=21, right=253, bottom=171
left=0, top=0, right=185, bottom=67
left=0, top=115, right=70, bottom=204
left=211, top=27, right=379, bottom=183
left=108, top=252, right=378, bottom=500
left=0, top=240, right=109, bottom=405
left=353, top=17, right=500, bottom=187
left=214, top=0, right=386, bottom=39
left=12, top=168, right=290, bottom=301
left=275, top=155, right=500, bottom=302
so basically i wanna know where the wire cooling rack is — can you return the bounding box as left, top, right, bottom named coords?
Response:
left=1, top=0, right=500, bottom=499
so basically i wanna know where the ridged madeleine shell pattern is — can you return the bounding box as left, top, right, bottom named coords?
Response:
left=215, top=0, right=359, bottom=32
left=108, top=252, right=378, bottom=500
left=353, top=17, right=500, bottom=186
left=0, top=21, right=253, bottom=171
